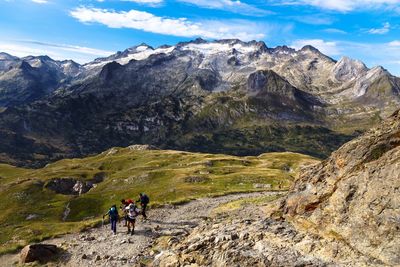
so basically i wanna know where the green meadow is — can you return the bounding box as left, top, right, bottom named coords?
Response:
left=0, top=147, right=318, bottom=254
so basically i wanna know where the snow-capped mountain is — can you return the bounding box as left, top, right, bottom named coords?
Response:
left=0, top=38, right=399, bottom=167
left=77, top=38, right=399, bottom=106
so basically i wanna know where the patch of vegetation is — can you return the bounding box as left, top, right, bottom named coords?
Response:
left=212, top=194, right=285, bottom=215
left=0, top=148, right=318, bottom=254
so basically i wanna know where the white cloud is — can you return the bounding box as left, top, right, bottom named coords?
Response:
left=291, top=39, right=341, bottom=56
left=0, top=40, right=113, bottom=63
left=323, top=28, right=347, bottom=34
left=388, top=40, right=400, bottom=46
left=368, top=22, right=390, bottom=34
left=124, top=0, right=163, bottom=2
left=31, top=0, right=49, bottom=3
left=177, top=0, right=272, bottom=16
left=70, top=7, right=268, bottom=40
left=274, top=0, right=399, bottom=12
left=122, top=0, right=164, bottom=6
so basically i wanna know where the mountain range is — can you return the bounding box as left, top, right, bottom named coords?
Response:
left=1, top=38, right=400, bottom=167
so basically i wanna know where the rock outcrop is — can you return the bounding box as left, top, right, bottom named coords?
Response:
left=282, top=110, right=400, bottom=265
left=20, top=244, right=60, bottom=264
left=45, top=178, right=95, bottom=195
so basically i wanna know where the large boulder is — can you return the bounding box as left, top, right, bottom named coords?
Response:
left=282, top=110, right=400, bottom=265
left=20, top=244, right=60, bottom=263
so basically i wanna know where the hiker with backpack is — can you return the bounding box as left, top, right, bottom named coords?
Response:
left=136, top=193, right=150, bottom=220
left=125, top=203, right=140, bottom=235
left=120, top=199, right=133, bottom=227
left=103, top=204, right=119, bottom=235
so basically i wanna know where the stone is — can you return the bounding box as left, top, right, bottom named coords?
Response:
left=25, top=214, right=39, bottom=220
left=253, top=183, right=272, bottom=189
left=84, top=236, right=96, bottom=242
left=230, top=233, right=239, bottom=240
left=20, top=244, right=60, bottom=264
left=239, top=232, right=249, bottom=240
left=153, top=251, right=180, bottom=267
left=255, top=233, right=264, bottom=241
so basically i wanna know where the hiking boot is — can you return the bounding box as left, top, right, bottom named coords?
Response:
left=131, top=230, right=134, bottom=235
left=127, top=230, right=131, bottom=234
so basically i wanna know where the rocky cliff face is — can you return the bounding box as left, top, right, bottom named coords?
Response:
left=282, top=110, right=400, bottom=265
left=0, top=39, right=400, bottom=166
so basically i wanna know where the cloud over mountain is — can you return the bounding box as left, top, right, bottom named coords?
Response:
left=70, top=7, right=267, bottom=40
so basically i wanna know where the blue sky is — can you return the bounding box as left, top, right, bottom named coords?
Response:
left=1, top=0, right=400, bottom=75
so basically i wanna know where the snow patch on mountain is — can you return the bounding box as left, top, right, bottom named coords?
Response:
left=84, top=46, right=176, bottom=69
left=118, top=46, right=175, bottom=63
left=181, top=42, right=258, bottom=55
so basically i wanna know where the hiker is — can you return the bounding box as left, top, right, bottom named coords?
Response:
left=125, top=203, right=140, bottom=235
left=103, top=204, right=119, bottom=235
left=136, top=193, right=150, bottom=220
left=120, top=198, right=134, bottom=227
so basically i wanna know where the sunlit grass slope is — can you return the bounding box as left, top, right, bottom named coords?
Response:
left=0, top=147, right=318, bottom=254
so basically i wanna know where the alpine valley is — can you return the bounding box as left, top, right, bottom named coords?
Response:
left=1, top=38, right=400, bottom=167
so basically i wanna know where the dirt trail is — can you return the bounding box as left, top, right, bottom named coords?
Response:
left=1, top=191, right=276, bottom=266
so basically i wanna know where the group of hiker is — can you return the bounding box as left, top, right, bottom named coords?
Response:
left=103, top=193, right=150, bottom=235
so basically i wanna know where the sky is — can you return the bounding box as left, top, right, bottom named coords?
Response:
left=1, top=0, right=400, bottom=75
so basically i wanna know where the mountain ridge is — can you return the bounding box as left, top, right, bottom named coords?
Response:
left=0, top=38, right=399, bottom=167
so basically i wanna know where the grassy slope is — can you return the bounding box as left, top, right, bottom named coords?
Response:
left=0, top=147, right=318, bottom=254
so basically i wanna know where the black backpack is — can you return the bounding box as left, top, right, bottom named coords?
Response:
left=109, top=206, right=118, bottom=220
left=142, top=194, right=150, bottom=204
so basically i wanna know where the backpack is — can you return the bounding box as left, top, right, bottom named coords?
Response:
left=109, top=206, right=118, bottom=220
left=128, top=204, right=140, bottom=218
left=141, top=194, right=150, bottom=204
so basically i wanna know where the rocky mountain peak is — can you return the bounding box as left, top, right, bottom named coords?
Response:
left=180, top=37, right=208, bottom=46
left=299, top=45, right=320, bottom=53
left=17, top=60, right=34, bottom=71
left=271, top=45, right=296, bottom=56
left=0, top=52, right=18, bottom=61
left=127, top=43, right=153, bottom=52
left=247, top=69, right=288, bottom=93
left=331, top=56, right=368, bottom=82
left=24, top=55, right=52, bottom=61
